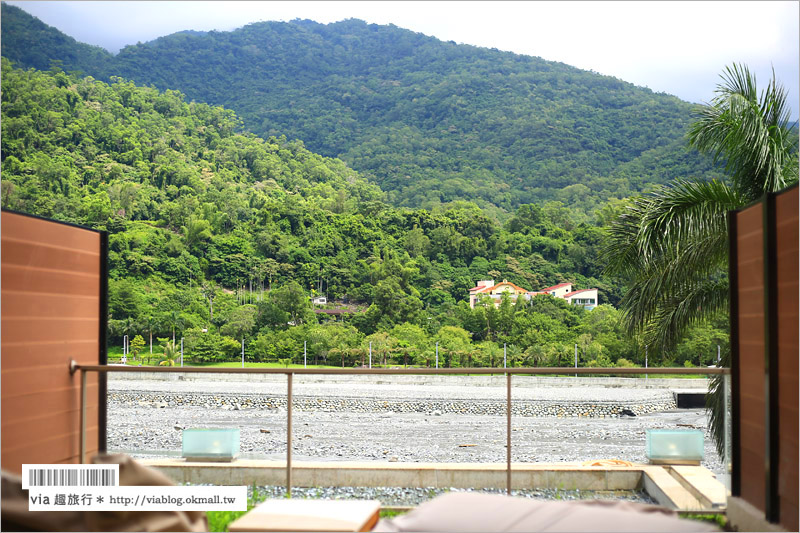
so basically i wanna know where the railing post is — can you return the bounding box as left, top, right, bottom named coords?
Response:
left=286, top=372, right=293, bottom=497
left=724, top=372, right=731, bottom=478
left=507, top=371, right=511, bottom=495
left=80, top=370, right=87, bottom=464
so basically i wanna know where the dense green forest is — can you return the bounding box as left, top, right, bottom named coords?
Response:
left=0, top=60, right=729, bottom=367
left=1, top=3, right=725, bottom=216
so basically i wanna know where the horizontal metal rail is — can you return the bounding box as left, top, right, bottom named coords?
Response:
left=74, top=362, right=728, bottom=498
left=73, top=365, right=729, bottom=375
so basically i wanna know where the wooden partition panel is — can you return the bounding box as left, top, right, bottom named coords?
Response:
left=733, top=201, right=766, bottom=512
left=730, top=185, right=798, bottom=530
left=1, top=211, right=107, bottom=474
left=774, top=189, right=799, bottom=532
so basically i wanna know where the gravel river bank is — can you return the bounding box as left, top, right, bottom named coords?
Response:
left=107, top=376, right=723, bottom=476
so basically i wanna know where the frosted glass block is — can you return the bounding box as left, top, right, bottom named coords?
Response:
left=182, top=428, right=240, bottom=461
left=646, top=429, right=704, bottom=463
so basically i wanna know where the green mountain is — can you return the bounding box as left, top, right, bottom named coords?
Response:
left=0, top=56, right=729, bottom=368
left=0, top=59, right=617, bottom=312
left=0, top=3, right=111, bottom=74
left=1, top=4, right=723, bottom=215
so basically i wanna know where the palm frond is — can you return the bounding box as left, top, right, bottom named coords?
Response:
left=617, top=248, right=728, bottom=340
left=688, top=63, right=798, bottom=199
left=646, top=277, right=729, bottom=350
left=601, top=196, right=650, bottom=277
left=707, top=361, right=730, bottom=458
left=604, top=180, right=738, bottom=280
left=637, top=180, right=740, bottom=262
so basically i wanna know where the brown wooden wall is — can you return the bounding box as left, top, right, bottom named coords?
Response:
left=731, top=185, right=798, bottom=530
left=775, top=189, right=798, bottom=532
left=733, top=201, right=766, bottom=512
left=1, top=211, right=106, bottom=474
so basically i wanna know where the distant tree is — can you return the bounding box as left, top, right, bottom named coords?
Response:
left=221, top=304, right=257, bottom=345
left=143, top=314, right=161, bottom=360
left=165, top=310, right=184, bottom=344
left=434, top=326, right=473, bottom=368
left=159, top=339, right=178, bottom=366
left=271, top=281, right=309, bottom=326
left=201, top=283, right=217, bottom=325
left=129, top=335, right=145, bottom=362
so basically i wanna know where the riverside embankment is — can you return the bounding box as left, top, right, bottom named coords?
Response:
left=106, top=374, right=722, bottom=475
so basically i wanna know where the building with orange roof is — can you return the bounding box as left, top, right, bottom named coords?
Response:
left=469, top=279, right=599, bottom=309
left=468, top=279, right=530, bottom=309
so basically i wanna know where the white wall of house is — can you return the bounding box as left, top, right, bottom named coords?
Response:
left=566, top=289, right=598, bottom=309
left=548, top=284, right=573, bottom=298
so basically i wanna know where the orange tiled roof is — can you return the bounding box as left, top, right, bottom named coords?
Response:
left=487, top=280, right=529, bottom=293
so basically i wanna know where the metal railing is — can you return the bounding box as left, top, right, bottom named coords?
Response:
left=71, top=363, right=729, bottom=496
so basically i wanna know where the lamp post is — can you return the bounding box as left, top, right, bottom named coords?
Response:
left=435, top=342, right=439, bottom=369
left=574, top=344, right=578, bottom=378
left=180, top=337, right=183, bottom=367
left=503, top=343, right=507, bottom=369
left=241, top=338, right=245, bottom=368
left=304, top=341, right=307, bottom=369
left=369, top=341, right=372, bottom=369
left=645, top=344, right=648, bottom=380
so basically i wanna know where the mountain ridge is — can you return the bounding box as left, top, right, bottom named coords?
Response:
left=1, top=3, right=724, bottom=214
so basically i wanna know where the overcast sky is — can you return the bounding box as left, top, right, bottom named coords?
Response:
left=7, top=1, right=800, bottom=117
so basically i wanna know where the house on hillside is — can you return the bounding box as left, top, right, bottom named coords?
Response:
left=468, top=279, right=529, bottom=308
left=469, top=279, right=599, bottom=309
left=532, top=282, right=573, bottom=299
left=563, top=288, right=599, bottom=310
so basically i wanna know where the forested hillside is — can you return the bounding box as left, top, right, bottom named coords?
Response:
left=8, top=61, right=730, bottom=368
left=1, top=3, right=724, bottom=214
left=0, top=2, right=111, bottom=74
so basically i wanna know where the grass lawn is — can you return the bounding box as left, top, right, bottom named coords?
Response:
left=200, top=361, right=340, bottom=369
left=105, top=345, right=714, bottom=377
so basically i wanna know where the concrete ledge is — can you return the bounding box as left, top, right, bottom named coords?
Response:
left=141, top=459, right=724, bottom=512
left=667, top=465, right=727, bottom=509
left=641, top=467, right=704, bottom=511
left=143, top=459, right=645, bottom=490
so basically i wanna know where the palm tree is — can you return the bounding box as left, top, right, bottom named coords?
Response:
left=602, top=63, right=798, bottom=455
left=159, top=341, right=178, bottom=367
left=120, top=317, right=139, bottom=360
left=165, top=310, right=184, bottom=345
left=143, top=314, right=161, bottom=363
left=201, top=282, right=217, bottom=324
